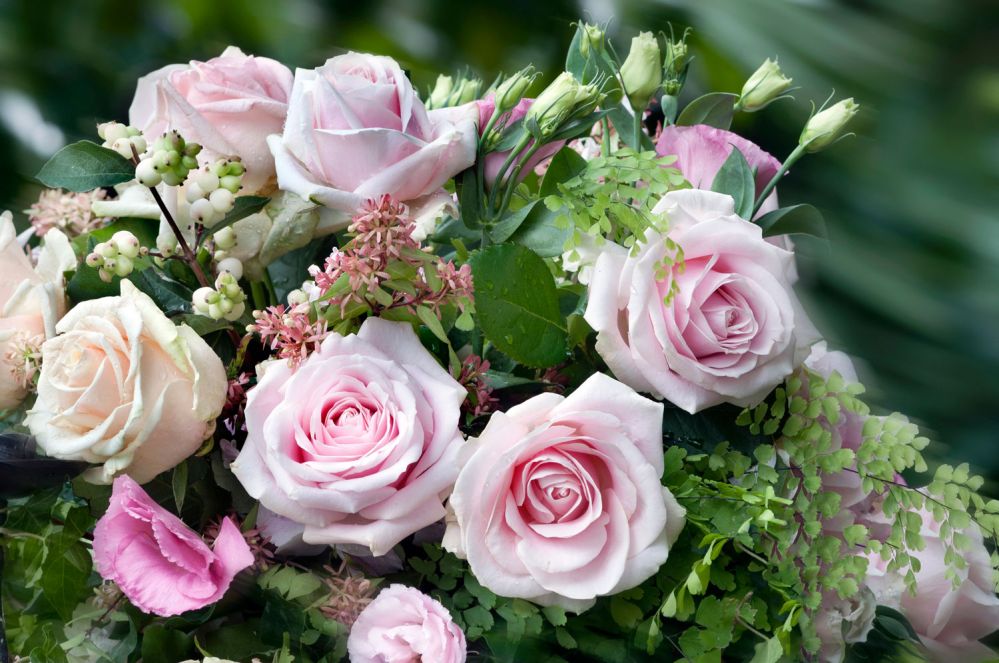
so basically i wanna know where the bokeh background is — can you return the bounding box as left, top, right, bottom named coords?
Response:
left=0, top=0, right=996, bottom=479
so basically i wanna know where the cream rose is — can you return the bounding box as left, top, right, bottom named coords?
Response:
left=584, top=189, right=818, bottom=413
left=25, top=280, right=227, bottom=483
left=0, top=211, right=75, bottom=410
left=444, top=373, right=685, bottom=612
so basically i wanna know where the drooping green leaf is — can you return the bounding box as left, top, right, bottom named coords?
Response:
left=172, top=460, right=188, bottom=513
left=506, top=148, right=585, bottom=256
left=199, top=195, right=270, bottom=245
left=675, top=93, right=739, bottom=130
left=140, top=625, right=194, bottom=663
left=489, top=200, right=539, bottom=244
left=756, top=204, right=828, bottom=238
left=36, top=141, right=135, bottom=192
left=711, top=146, right=756, bottom=219
left=470, top=244, right=567, bottom=367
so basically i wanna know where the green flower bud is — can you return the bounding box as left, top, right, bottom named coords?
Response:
left=664, top=39, right=688, bottom=77
left=579, top=23, right=605, bottom=59
left=799, top=98, right=859, bottom=152
left=620, top=31, right=662, bottom=110
left=738, top=58, right=792, bottom=112
left=453, top=78, right=482, bottom=105
left=428, top=75, right=454, bottom=109
left=527, top=72, right=602, bottom=137
left=494, top=66, right=536, bottom=115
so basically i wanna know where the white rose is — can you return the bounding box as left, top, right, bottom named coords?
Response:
left=26, top=280, right=227, bottom=483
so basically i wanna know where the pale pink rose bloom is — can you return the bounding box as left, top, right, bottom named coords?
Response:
left=93, top=475, right=253, bottom=617
left=347, top=584, right=466, bottom=663
left=268, top=52, right=477, bottom=231
left=814, top=587, right=877, bottom=662
left=25, top=280, right=227, bottom=484
left=231, top=317, right=466, bottom=556
left=584, top=189, right=818, bottom=413
left=865, top=511, right=999, bottom=661
left=130, top=46, right=293, bottom=193
left=656, top=124, right=781, bottom=217
left=474, top=94, right=564, bottom=188
left=0, top=211, right=74, bottom=410
left=444, top=373, right=685, bottom=612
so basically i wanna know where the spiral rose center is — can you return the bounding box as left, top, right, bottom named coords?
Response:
left=513, top=444, right=603, bottom=528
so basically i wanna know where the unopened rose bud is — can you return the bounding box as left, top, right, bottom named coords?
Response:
left=799, top=98, right=859, bottom=152
left=428, top=74, right=454, bottom=109
left=620, top=31, right=662, bottom=110
left=737, top=58, right=793, bottom=112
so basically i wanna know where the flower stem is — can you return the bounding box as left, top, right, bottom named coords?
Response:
left=752, top=143, right=807, bottom=218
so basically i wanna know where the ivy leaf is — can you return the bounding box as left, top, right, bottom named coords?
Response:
left=675, top=93, right=739, bottom=130
left=36, top=140, right=135, bottom=191
left=756, top=204, right=827, bottom=238
left=470, top=244, right=567, bottom=367
left=711, top=146, right=755, bottom=220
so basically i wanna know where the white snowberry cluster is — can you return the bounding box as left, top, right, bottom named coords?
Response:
left=184, top=158, right=245, bottom=227
left=134, top=131, right=202, bottom=187
left=97, top=122, right=147, bottom=159
left=84, top=230, right=144, bottom=283
left=192, top=272, right=246, bottom=321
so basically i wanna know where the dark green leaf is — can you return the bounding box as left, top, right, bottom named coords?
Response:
left=470, top=244, right=567, bottom=367
left=172, top=459, right=188, bottom=512
left=506, top=147, right=584, bottom=256
left=756, top=204, right=828, bottom=238
left=140, top=625, right=193, bottom=663
left=199, top=195, right=270, bottom=245
left=711, top=147, right=756, bottom=219
left=548, top=109, right=613, bottom=143
left=36, top=140, right=135, bottom=191
left=128, top=267, right=193, bottom=316
left=430, top=215, right=481, bottom=244
left=177, top=314, right=231, bottom=336
left=266, top=233, right=337, bottom=304
left=489, top=200, right=538, bottom=243
left=662, top=403, right=769, bottom=455
left=675, top=93, right=739, bottom=130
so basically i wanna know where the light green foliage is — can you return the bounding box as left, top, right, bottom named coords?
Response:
left=546, top=148, right=685, bottom=254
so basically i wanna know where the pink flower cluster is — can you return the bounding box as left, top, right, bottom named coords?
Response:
left=26, top=188, right=108, bottom=237
left=250, top=304, right=328, bottom=368
left=312, top=195, right=473, bottom=317
left=457, top=354, right=497, bottom=416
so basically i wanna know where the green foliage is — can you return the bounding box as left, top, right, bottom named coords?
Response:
left=35, top=140, right=135, bottom=192
left=755, top=204, right=827, bottom=238
left=198, top=195, right=270, bottom=245
left=675, top=93, right=739, bottom=130
left=710, top=146, right=756, bottom=219
left=469, top=243, right=567, bottom=367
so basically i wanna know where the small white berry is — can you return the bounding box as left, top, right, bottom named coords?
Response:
left=185, top=182, right=206, bottom=203
left=208, top=188, right=234, bottom=214
left=135, top=159, right=162, bottom=187
left=189, top=198, right=216, bottom=225
left=112, top=255, right=134, bottom=277
left=216, top=257, right=243, bottom=281
left=192, top=287, right=214, bottom=312
left=111, top=231, right=140, bottom=259
left=213, top=226, right=237, bottom=250
left=223, top=301, right=246, bottom=321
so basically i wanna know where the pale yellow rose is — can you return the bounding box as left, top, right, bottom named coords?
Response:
left=26, top=279, right=227, bottom=484
left=0, top=210, right=75, bottom=410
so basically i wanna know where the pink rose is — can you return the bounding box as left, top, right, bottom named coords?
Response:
left=443, top=373, right=685, bottom=612
left=268, top=52, right=476, bottom=229
left=347, top=584, right=466, bottom=663
left=584, top=189, right=817, bottom=413
left=231, top=317, right=466, bottom=556
left=93, top=475, right=253, bottom=616
left=656, top=124, right=781, bottom=217
left=474, top=94, right=564, bottom=187
left=865, top=512, right=999, bottom=660
left=0, top=211, right=74, bottom=410
left=130, top=46, right=293, bottom=193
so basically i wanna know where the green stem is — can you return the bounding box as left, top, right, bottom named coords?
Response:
left=601, top=117, right=611, bottom=157
left=486, top=133, right=532, bottom=218
left=752, top=143, right=807, bottom=218
left=496, top=143, right=542, bottom=220
left=250, top=281, right=267, bottom=311
left=633, top=109, right=643, bottom=150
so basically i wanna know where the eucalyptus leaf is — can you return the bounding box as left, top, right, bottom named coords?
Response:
left=470, top=244, right=567, bottom=367
left=36, top=140, right=135, bottom=192
left=675, top=92, right=739, bottom=130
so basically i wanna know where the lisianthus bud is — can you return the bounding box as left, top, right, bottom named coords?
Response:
left=453, top=78, right=482, bottom=105
left=527, top=72, right=602, bottom=137
left=620, top=32, right=662, bottom=110
left=493, top=66, right=536, bottom=115
left=737, top=58, right=792, bottom=112
left=428, top=75, right=454, bottom=109
left=579, top=23, right=605, bottom=59
left=799, top=98, right=859, bottom=152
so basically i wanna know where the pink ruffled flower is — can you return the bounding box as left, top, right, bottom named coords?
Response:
left=93, top=475, right=254, bottom=617
left=656, top=124, right=781, bottom=217
left=347, top=584, right=466, bottom=663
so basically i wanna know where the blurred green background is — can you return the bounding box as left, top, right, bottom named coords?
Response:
left=0, top=0, right=996, bottom=477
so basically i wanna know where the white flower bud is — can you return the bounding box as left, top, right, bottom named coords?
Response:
left=189, top=198, right=216, bottom=225
left=800, top=98, right=860, bottom=152
left=209, top=188, right=235, bottom=214
left=738, top=59, right=793, bottom=112
left=620, top=31, right=662, bottom=110
left=135, top=158, right=162, bottom=187
left=111, top=231, right=141, bottom=259
left=494, top=66, right=535, bottom=115
left=192, top=287, right=215, bottom=312
left=213, top=226, right=237, bottom=250
left=428, top=75, right=454, bottom=109
left=579, top=23, right=605, bottom=59
left=216, top=257, right=243, bottom=281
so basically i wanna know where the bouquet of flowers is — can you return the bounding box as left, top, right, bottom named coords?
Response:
left=2, top=20, right=997, bottom=663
